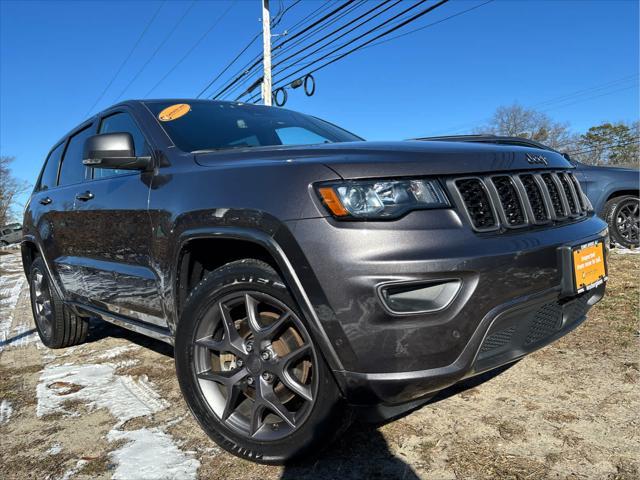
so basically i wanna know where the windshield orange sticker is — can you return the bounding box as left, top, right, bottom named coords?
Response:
left=158, top=103, right=191, bottom=121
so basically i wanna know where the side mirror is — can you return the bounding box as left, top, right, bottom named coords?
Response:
left=82, top=132, right=151, bottom=170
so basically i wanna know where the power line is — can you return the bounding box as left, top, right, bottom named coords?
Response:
left=197, top=31, right=262, bottom=98
left=272, top=0, right=401, bottom=73
left=269, top=0, right=365, bottom=64
left=83, top=1, right=165, bottom=117
left=251, top=0, right=493, bottom=105
left=431, top=74, right=639, bottom=136
left=211, top=0, right=357, bottom=101
left=223, top=0, right=366, bottom=101
left=245, top=0, right=451, bottom=103
left=360, top=0, right=494, bottom=50
left=197, top=0, right=312, bottom=99
left=271, top=0, right=303, bottom=28
left=282, top=0, right=337, bottom=33
left=114, top=0, right=197, bottom=102
left=145, top=0, right=239, bottom=97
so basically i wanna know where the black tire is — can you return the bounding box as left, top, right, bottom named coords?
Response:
left=175, top=259, right=350, bottom=464
left=29, top=256, right=88, bottom=348
left=603, top=195, right=639, bottom=249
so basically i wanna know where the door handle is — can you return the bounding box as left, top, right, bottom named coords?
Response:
left=75, top=191, right=95, bottom=201
left=39, top=197, right=52, bottom=205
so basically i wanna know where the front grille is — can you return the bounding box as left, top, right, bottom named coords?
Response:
left=452, top=171, right=588, bottom=232
left=541, top=173, right=565, bottom=217
left=492, top=176, right=525, bottom=226
left=519, top=174, right=548, bottom=222
left=569, top=174, right=587, bottom=211
left=558, top=173, right=579, bottom=215
left=454, top=179, right=496, bottom=230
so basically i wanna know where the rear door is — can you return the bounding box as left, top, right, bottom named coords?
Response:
left=30, top=123, right=97, bottom=301
left=71, top=108, right=165, bottom=328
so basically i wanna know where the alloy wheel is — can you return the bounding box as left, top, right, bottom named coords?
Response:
left=31, top=268, right=53, bottom=339
left=615, top=199, right=639, bottom=245
left=192, top=291, right=318, bottom=441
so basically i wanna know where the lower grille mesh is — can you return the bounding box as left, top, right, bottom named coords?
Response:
left=525, top=302, right=562, bottom=345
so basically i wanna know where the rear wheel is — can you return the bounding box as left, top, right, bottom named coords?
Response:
left=604, top=195, right=639, bottom=248
left=29, top=256, right=88, bottom=348
left=175, top=259, right=350, bottom=464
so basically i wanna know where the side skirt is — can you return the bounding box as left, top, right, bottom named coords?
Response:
left=66, top=301, right=174, bottom=345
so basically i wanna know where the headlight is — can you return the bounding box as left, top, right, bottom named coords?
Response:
left=316, top=179, right=450, bottom=219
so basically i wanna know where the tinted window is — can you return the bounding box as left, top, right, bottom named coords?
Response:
left=144, top=101, right=361, bottom=152
left=39, top=142, right=65, bottom=190
left=58, top=126, right=93, bottom=186
left=95, top=112, right=148, bottom=179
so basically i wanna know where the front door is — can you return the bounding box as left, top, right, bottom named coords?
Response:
left=71, top=110, right=165, bottom=328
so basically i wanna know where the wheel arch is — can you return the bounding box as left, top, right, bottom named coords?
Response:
left=605, top=189, right=640, bottom=203
left=172, top=227, right=349, bottom=374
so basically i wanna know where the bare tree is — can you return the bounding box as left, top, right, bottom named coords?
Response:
left=0, top=156, right=30, bottom=226
left=476, top=104, right=578, bottom=150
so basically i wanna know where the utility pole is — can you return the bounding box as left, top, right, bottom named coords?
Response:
left=261, top=0, right=272, bottom=106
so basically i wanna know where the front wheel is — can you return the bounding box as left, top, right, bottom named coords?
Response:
left=175, top=259, right=350, bottom=464
left=604, top=195, right=639, bottom=249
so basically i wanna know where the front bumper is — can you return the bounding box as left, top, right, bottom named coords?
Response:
left=335, top=284, right=603, bottom=406
left=286, top=211, right=608, bottom=405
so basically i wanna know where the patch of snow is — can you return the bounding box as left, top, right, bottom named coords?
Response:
left=612, top=247, right=640, bottom=255
left=4, top=323, right=41, bottom=349
left=0, top=254, right=26, bottom=351
left=0, top=399, right=13, bottom=424
left=47, top=443, right=63, bottom=455
left=96, top=344, right=139, bottom=360
left=60, top=459, right=88, bottom=480
left=108, top=428, right=200, bottom=480
left=36, top=363, right=168, bottom=423
left=115, top=359, right=140, bottom=369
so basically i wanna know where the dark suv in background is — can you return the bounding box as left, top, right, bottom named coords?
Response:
left=22, top=100, right=608, bottom=463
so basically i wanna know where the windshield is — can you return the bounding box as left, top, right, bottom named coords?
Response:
left=145, top=101, right=362, bottom=153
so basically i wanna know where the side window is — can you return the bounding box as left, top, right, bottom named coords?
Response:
left=95, top=112, right=148, bottom=179
left=58, top=126, right=94, bottom=187
left=39, top=142, right=65, bottom=191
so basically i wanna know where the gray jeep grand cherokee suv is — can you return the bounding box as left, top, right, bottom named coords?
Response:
left=22, top=100, right=608, bottom=463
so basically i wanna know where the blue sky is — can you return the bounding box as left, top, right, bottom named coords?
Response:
left=1, top=0, right=638, bottom=207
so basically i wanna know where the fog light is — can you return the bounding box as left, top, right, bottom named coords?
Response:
left=379, top=279, right=461, bottom=314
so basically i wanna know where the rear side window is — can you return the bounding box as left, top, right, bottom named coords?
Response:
left=94, top=112, right=148, bottom=179
left=39, top=142, right=65, bottom=190
left=58, top=126, right=93, bottom=186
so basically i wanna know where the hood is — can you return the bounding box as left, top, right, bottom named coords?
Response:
left=194, top=140, right=572, bottom=179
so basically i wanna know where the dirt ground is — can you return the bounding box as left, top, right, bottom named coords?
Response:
left=0, top=246, right=638, bottom=480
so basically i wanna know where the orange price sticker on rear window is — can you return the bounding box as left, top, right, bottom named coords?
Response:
left=158, top=103, right=191, bottom=122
